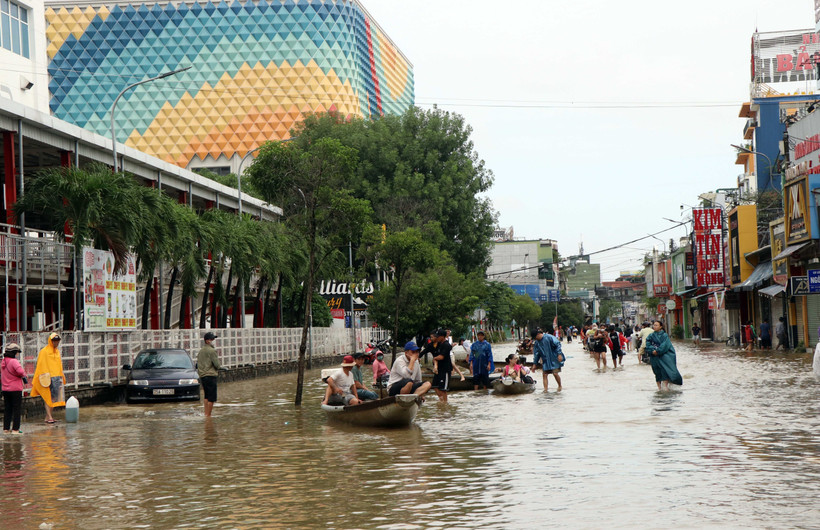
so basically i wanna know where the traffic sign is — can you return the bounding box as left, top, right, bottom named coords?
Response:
left=665, top=299, right=677, bottom=311
left=809, top=270, right=820, bottom=294
left=547, top=290, right=560, bottom=302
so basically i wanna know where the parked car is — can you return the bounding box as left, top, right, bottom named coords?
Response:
left=122, top=348, right=200, bottom=403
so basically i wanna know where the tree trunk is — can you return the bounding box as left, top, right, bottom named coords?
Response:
left=199, top=263, right=214, bottom=329
left=392, top=285, right=401, bottom=365
left=141, top=277, right=153, bottom=329
left=294, top=236, right=316, bottom=406
left=221, top=265, right=233, bottom=329
left=178, top=293, right=188, bottom=329
left=164, top=266, right=178, bottom=329
left=252, top=276, right=266, bottom=328
left=231, top=280, right=242, bottom=328
left=63, top=257, right=75, bottom=331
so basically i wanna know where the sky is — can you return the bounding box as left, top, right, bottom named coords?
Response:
left=363, top=0, right=816, bottom=281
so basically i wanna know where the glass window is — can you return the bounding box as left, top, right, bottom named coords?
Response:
left=0, top=0, right=29, bottom=58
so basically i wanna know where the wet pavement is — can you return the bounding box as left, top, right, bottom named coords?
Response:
left=2, top=339, right=820, bottom=528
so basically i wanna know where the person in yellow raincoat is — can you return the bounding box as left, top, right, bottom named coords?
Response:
left=31, top=333, right=66, bottom=423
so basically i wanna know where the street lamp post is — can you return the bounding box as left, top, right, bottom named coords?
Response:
left=731, top=144, right=778, bottom=193
left=110, top=66, right=191, bottom=172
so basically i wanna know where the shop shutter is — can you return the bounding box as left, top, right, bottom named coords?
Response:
left=807, top=295, right=820, bottom=348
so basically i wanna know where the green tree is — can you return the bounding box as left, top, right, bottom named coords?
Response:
left=247, top=137, right=372, bottom=406
left=541, top=300, right=585, bottom=332
left=482, top=281, right=516, bottom=330
left=293, top=108, right=497, bottom=274
left=511, top=294, right=541, bottom=334
left=598, top=299, right=623, bottom=322
left=360, top=226, right=436, bottom=362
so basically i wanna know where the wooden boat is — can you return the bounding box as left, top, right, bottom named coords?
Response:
left=492, top=377, right=537, bottom=395
left=321, top=394, right=422, bottom=428
left=422, top=371, right=502, bottom=391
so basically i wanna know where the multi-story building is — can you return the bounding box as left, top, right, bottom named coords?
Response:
left=44, top=0, right=414, bottom=173
left=486, top=236, right=559, bottom=303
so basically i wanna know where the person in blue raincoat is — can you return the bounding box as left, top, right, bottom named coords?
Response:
left=644, top=320, right=683, bottom=391
left=532, top=329, right=564, bottom=391
left=468, top=331, right=495, bottom=390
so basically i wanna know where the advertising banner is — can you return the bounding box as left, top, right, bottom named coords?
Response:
left=318, top=279, right=373, bottom=324
left=785, top=176, right=811, bottom=244
left=753, top=30, right=820, bottom=85
left=693, top=208, right=725, bottom=288
left=82, top=247, right=137, bottom=331
left=770, top=219, right=788, bottom=286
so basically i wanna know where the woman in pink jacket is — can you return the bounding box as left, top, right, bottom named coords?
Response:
left=1, top=343, right=26, bottom=434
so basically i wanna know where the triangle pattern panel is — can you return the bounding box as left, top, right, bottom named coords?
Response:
left=125, top=59, right=362, bottom=166
left=47, top=0, right=413, bottom=167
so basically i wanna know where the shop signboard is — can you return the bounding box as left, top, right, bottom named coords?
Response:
left=653, top=284, right=670, bottom=297
left=693, top=207, right=725, bottom=287
left=785, top=176, right=812, bottom=244
left=685, top=252, right=695, bottom=271
left=753, top=30, right=820, bottom=85
left=790, top=275, right=810, bottom=296
left=82, top=247, right=137, bottom=331
left=809, top=270, right=820, bottom=294
left=657, top=304, right=667, bottom=314
left=770, top=218, right=788, bottom=286
left=318, top=279, right=374, bottom=324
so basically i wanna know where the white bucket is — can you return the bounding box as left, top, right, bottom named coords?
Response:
left=65, top=396, right=79, bottom=423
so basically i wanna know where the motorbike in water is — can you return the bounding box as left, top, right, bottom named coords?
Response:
left=362, top=338, right=392, bottom=364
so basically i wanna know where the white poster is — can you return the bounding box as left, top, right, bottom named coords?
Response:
left=82, top=247, right=137, bottom=331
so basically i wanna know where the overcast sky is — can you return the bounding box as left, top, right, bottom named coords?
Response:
left=364, top=0, right=815, bottom=281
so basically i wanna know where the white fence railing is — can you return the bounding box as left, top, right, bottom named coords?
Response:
left=2, top=326, right=390, bottom=390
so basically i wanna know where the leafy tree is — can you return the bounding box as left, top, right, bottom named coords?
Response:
left=598, top=298, right=623, bottom=322
left=293, top=108, right=497, bottom=274
left=360, top=226, right=436, bottom=362
left=482, top=281, right=516, bottom=329
left=511, top=294, right=541, bottom=333
left=247, top=137, right=372, bottom=406
left=540, top=300, right=585, bottom=332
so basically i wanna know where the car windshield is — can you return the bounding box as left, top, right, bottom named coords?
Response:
left=132, top=351, right=193, bottom=370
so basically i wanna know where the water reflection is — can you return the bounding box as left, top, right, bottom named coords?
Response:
left=3, top=340, right=820, bottom=527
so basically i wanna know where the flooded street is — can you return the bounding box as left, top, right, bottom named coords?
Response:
left=3, top=340, right=820, bottom=529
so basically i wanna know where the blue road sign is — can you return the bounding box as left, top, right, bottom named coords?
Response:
left=809, top=269, right=820, bottom=294
left=548, top=290, right=560, bottom=302
left=539, top=294, right=548, bottom=302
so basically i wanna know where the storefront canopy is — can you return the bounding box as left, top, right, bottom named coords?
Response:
left=758, top=284, right=786, bottom=298
left=772, top=242, right=812, bottom=261
left=735, top=261, right=773, bottom=291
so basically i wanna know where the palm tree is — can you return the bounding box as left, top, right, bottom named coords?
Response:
left=132, top=191, right=176, bottom=329
left=14, top=163, right=151, bottom=274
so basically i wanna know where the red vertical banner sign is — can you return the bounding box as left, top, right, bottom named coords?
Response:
left=692, top=208, right=725, bottom=288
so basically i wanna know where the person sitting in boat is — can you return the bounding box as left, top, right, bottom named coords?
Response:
left=518, top=338, right=533, bottom=355
left=503, top=354, right=523, bottom=382
left=352, top=352, right=378, bottom=401
left=519, top=356, right=535, bottom=384
left=387, top=342, right=432, bottom=397
left=372, top=352, right=390, bottom=388
left=322, top=355, right=362, bottom=406
left=469, top=331, right=495, bottom=390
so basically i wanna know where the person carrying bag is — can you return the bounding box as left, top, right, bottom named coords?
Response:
left=31, top=333, right=66, bottom=424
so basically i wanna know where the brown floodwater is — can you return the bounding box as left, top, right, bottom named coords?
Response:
left=2, top=340, right=820, bottom=529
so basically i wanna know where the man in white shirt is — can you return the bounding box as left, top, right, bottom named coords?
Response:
left=322, top=355, right=361, bottom=406
left=387, top=342, right=432, bottom=397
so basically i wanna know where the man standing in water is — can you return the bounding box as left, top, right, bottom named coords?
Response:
left=197, top=332, right=221, bottom=417
left=532, top=329, right=564, bottom=391
left=431, top=329, right=466, bottom=403
left=469, top=331, right=495, bottom=389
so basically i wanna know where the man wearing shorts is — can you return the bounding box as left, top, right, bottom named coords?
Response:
left=197, top=332, right=221, bottom=417
left=692, top=323, right=701, bottom=345
left=387, top=342, right=431, bottom=397
left=431, top=329, right=466, bottom=403
left=322, top=355, right=361, bottom=407
left=532, top=329, right=564, bottom=391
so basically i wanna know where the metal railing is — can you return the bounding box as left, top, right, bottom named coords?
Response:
left=2, top=326, right=388, bottom=390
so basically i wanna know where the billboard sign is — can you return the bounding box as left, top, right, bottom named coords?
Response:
left=82, top=247, right=137, bottom=331
left=693, top=208, right=725, bottom=287
left=753, top=30, right=820, bottom=85
left=770, top=218, right=789, bottom=286
left=785, top=177, right=811, bottom=244
left=790, top=275, right=811, bottom=295
left=318, top=279, right=373, bottom=323
left=809, top=269, right=820, bottom=293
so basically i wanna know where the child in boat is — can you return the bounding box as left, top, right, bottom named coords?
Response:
left=503, top=354, right=523, bottom=382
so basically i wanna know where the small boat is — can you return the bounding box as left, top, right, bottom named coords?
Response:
left=422, top=371, right=502, bottom=391
left=321, top=394, right=422, bottom=428
left=492, top=377, right=537, bottom=395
